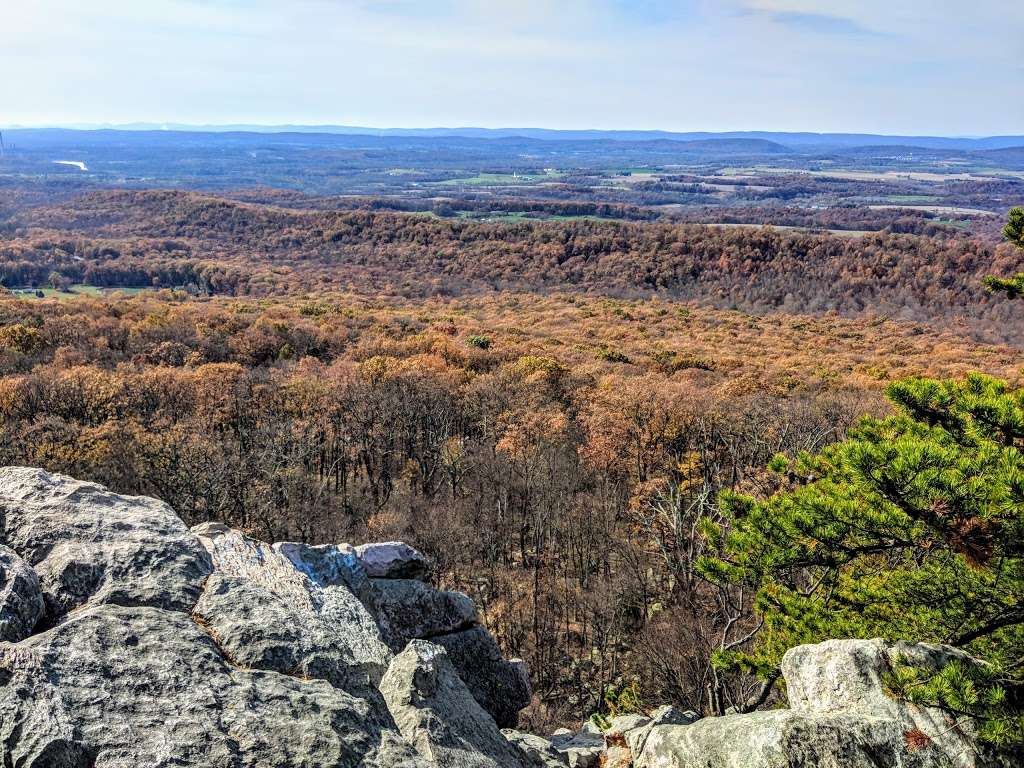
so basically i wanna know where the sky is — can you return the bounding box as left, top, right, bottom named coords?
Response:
left=1, top=0, right=1021, bottom=136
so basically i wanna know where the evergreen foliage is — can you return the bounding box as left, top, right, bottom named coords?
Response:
left=1005, top=207, right=1024, bottom=248
left=983, top=207, right=1024, bottom=299
left=700, top=373, right=1024, bottom=745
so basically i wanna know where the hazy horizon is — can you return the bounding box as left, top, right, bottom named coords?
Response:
left=2, top=1, right=1021, bottom=136
left=2, top=123, right=1022, bottom=140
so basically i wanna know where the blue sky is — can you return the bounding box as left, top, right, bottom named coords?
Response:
left=1, top=0, right=1021, bottom=135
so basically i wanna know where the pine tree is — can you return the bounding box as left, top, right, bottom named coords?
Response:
left=700, top=373, right=1024, bottom=745
left=983, top=207, right=1024, bottom=298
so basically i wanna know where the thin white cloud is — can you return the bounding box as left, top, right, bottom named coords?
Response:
left=0, top=0, right=1020, bottom=134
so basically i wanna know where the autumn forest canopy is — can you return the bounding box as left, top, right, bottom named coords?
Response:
left=0, top=127, right=1022, bottom=740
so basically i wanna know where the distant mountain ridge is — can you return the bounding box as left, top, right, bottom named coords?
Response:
left=4, top=124, right=1023, bottom=151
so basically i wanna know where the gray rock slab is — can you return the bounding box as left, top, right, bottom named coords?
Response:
left=623, top=705, right=700, bottom=757
left=192, top=523, right=393, bottom=689
left=503, top=729, right=569, bottom=767
left=0, top=467, right=211, bottom=623
left=636, top=638, right=1015, bottom=768
left=430, top=624, right=532, bottom=729
left=782, top=637, right=975, bottom=718
left=549, top=729, right=603, bottom=768
left=0, top=544, right=43, bottom=642
left=782, top=638, right=988, bottom=765
left=355, top=542, right=431, bottom=580
left=193, top=572, right=364, bottom=691
left=380, top=639, right=529, bottom=768
left=0, top=603, right=426, bottom=767
left=636, top=710, right=926, bottom=768
left=275, top=540, right=376, bottom=603
left=372, top=577, right=478, bottom=647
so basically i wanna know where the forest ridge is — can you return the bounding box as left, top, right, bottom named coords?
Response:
left=3, top=189, right=1023, bottom=344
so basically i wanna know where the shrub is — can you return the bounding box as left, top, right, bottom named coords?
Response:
left=649, top=349, right=714, bottom=373
left=596, top=347, right=631, bottom=364
left=0, top=324, right=45, bottom=355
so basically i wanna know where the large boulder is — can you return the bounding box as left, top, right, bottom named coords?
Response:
left=0, top=603, right=426, bottom=767
left=279, top=538, right=532, bottom=729
left=638, top=708, right=924, bottom=768
left=636, top=637, right=1016, bottom=768
left=602, top=714, right=650, bottom=768
left=380, top=639, right=529, bottom=768
left=275, top=540, right=378, bottom=606
left=355, top=542, right=431, bottom=580
left=192, top=573, right=361, bottom=690
left=549, top=728, right=604, bottom=768
left=503, top=729, right=569, bottom=767
left=782, top=638, right=973, bottom=719
left=0, top=544, right=43, bottom=642
left=622, top=705, right=700, bottom=759
left=192, top=522, right=393, bottom=690
left=0, top=467, right=211, bottom=623
left=430, top=624, right=532, bottom=729
left=372, top=578, right=479, bottom=646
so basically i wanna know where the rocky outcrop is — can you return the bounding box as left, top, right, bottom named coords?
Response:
left=372, top=577, right=479, bottom=644
left=782, top=638, right=974, bottom=719
left=364, top=550, right=532, bottom=728
left=430, top=625, right=532, bottom=728
left=0, top=603, right=425, bottom=767
left=511, top=640, right=1017, bottom=768
left=635, top=638, right=1015, bottom=768
left=0, top=544, right=43, bottom=642
left=192, top=572, right=368, bottom=690
left=0, top=467, right=212, bottom=624
left=621, top=706, right=699, bottom=759
left=281, top=532, right=529, bottom=728
left=549, top=724, right=605, bottom=768
left=380, top=639, right=531, bottom=768
left=503, top=729, right=570, bottom=767
left=0, top=467, right=528, bottom=766
left=192, top=523, right=393, bottom=693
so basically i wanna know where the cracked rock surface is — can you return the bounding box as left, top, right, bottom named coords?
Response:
left=634, top=639, right=1018, bottom=768
left=372, top=577, right=479, bottom=647
left=380, top=639, right=531, bottom=768
left=429, top=624, right=532, bottom=729
left=0, top=544, right=43, bottom=642
left=0, top=466, right=212, bottom=624
left=356, top=542, right=431, bottom=579
left=191, top=523, right=393, bottom=692
left=0, top=603, right=425, bottom=767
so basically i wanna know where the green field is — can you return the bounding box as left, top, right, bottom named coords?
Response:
left=8, top=284, right=150, bottom=300
left=434, top=170, right=562, bottom=186
left=455, top=211, right=623, bottom=224
left=884, top=194, right=942, bottom=203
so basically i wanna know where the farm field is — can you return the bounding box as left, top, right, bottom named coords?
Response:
left=8, top=283, right=151, bottom=299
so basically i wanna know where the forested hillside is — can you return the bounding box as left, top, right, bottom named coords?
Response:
left=3, top=190, right=1022, bottom=343
left=4, top=0, right=1024, bottom=758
